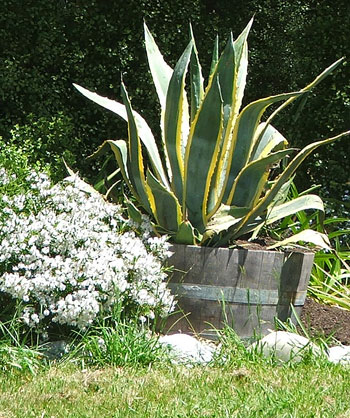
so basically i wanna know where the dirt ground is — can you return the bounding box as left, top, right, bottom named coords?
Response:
left=299, top=297, right=350, bottom=345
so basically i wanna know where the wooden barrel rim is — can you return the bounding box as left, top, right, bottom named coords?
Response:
left=167, top=283, right=307, bottom=306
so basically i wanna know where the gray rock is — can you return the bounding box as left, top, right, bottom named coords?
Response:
left=328, top=345, right=350, bottom=364
left=40, top=340, right=69, bottom=360
left=249, top=331, right=322, bottom=363
left=159, top=333, right=217, bottom=365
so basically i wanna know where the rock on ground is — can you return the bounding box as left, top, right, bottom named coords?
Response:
left=328, top=345, right=350, bottom=364
left=248, top=331, right=322, bottom=363
left=160, top=331, right=350, bottom=365
left=158, top=334, right=217, bottom=365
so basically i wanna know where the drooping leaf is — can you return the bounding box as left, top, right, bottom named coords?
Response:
left=265, top=194, right=325, bottom=226
left=73, top=83, right=169, bottom=188
left=267, top=229, right=331, bottom=250
left=255, top=58, right=345, bottom=147
left=232, top=130, right=350, bottom=241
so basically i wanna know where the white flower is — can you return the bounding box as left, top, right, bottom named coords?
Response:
left=31, top=313, right=40, bottom=324
left=0, top=169, right=174, bottom=331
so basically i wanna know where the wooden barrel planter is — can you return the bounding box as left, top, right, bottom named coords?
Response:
left=164, top=244, right=314, bottom=340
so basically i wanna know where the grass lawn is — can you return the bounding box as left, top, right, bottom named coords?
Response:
left=1, top=357, right=350, bottom=418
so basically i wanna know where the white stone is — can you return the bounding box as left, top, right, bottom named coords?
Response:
left=249, top=331, right=322, bottom=363
left=328, top=345, right=350, bottom=364
left=159, top=333, right=216, bottom=365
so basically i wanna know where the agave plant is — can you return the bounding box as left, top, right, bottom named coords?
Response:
left=74, top=19, right=349, bottom=247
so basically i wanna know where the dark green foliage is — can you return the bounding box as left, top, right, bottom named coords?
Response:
left=8, top=113, right=77, bottom=183
left=0, top=0, right=348, bottom=201
left=0, top=135, right=46, bottom=202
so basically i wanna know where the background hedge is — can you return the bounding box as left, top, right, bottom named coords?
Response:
left=0, top=0, right=349, bottom=207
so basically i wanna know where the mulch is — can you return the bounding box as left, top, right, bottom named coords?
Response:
left=299, top=297, right=350, bottom=345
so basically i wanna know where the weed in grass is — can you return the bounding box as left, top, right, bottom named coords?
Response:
left=67, top=306, right=170, bottom=368
left=0, top=305, right=42, bottom=375
left=0, top=344, right=41, bottom=375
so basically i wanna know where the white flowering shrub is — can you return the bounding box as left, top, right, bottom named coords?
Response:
left=0, top=168, right=174, bottom=335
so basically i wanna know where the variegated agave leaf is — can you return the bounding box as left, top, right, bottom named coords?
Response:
left=74, top=20, right=349, bottom=249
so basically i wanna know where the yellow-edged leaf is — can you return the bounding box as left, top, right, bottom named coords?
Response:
left=267, top=229, right=331, bottom=250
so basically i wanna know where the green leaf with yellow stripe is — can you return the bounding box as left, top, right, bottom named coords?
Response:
left=231, top=131, right=350, bottom=240
left=189, top=24, right=204, bottom=122
left=73, top=83, right=169, bottom=188
left=120, top=82, right=152, bottom=213
left=146, top=169, right=182, bottom=233
left=220, top=91, right=304, bottom=204
left=76, top=19, right=348, bottom=249
left=164, top=41, right=193, bottom=203
left=249, top=123, right=289, bottom=162
left=228, top=148, right=295, bottom=208
left=144, top=22, right=173, bottom=110
left=183, top=77, right=223, bottom=232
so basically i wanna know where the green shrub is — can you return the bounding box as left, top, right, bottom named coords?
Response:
left=7, top=113, right=77, bottom=183
left=0, top=0, right=348, bottom=201
left=70, top=304, right=168, bottom=368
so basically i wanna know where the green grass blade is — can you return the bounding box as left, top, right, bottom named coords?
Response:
left=328, top=229, right=350, bottom=239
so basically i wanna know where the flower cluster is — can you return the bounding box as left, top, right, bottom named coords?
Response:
left=0, top=169, right=174, bottom=331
